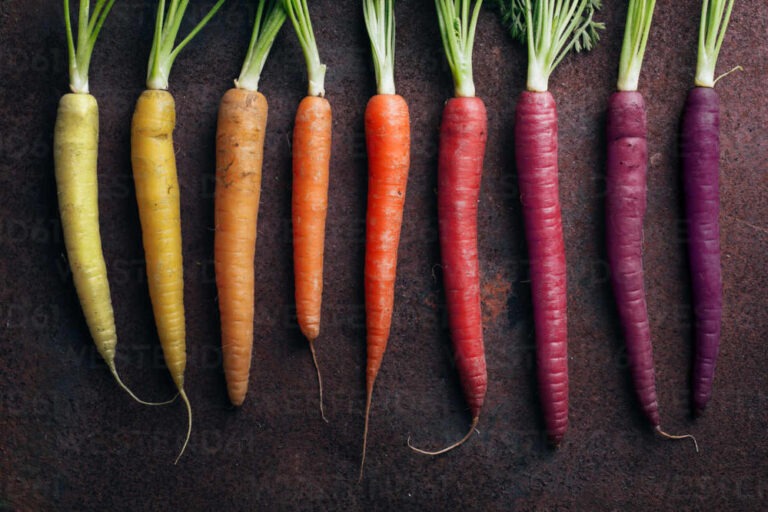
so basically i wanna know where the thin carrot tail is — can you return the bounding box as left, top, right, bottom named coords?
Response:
left=407, top=416, right=480, bottom=456
left=359, top=381, right=374, bottom=482
left=654, top=426, right=699, bottom=453
left=308, top=339, right=328, bottom=423
left=107, top=364, right=178, bottom=406
left=173, top=387, right=193, bottom=465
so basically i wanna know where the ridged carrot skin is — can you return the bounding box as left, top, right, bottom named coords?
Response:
left=131, top=89, right=192, bottom=459
left=514, top=90, right=569, bottom=444
left=680, top=87, right=722, bottom=415
left=55, top=94, right=124, bottom=377
left=131, top=90, right=187, bottom=389
left=364, top=93, right=410, bottom=395
left=438, top=96, right=487, bottom=420
left=215, top=88, right=268, bottom=406
left=293, top=96, right=332, bottom=342
left=605, top=90, right=659, bottom=427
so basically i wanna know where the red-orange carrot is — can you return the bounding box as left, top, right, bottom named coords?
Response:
left=359, top=0, right=410, bottom=479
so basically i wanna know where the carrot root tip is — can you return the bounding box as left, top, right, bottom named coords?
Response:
left=654, top=426, right=699, bottom=453
left=359, top=387, right=374, bottom=482
left=407, top=416, right=480, bottom=456
left=108, top=364, right=178, bottom=406
left=173, top=388, right=193, bottom=465
left=308, top=339, right=328, bottom=423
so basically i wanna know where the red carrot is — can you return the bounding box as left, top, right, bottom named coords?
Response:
left=359, top=0, right=410, bottom=478
left=683, top=0, right=737, bottom=415
left=408, top=0, right=487, bottom=456
left=496, top=0, right=603, bottom=445
left=607, top=0, right=695, bottom=448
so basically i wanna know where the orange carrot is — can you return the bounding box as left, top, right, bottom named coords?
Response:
left=359, top=0, right=410, bottom=479
left=215, top=90, right=267, bottom=406
left=284, top=0, right=331, bottom=420
left=215, top=1, right=285, bottom=407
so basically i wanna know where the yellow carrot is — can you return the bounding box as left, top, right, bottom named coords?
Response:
left=131, top=0, right=226, bottom=463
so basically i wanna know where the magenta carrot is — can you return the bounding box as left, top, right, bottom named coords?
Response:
left=683, top=0, right=737, bottom=415
left=607, top=0, right=696, bottom=447
left=496, top=0, right=603, bottom=445
left=408, top=0, right=487, bottom=456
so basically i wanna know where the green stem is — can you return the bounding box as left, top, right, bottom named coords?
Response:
left=435, top=0, right=483, bottom=98
left=695, top=0, right=735, bottom=87
left=283, top=0, right=326, bottom=97
left=617, top=0, right=656, bottom=92
left=146, top=0, right=227, bottom=90
left=496, top=0, right=604, bottom=92
left=363, top=0, right=396, bottom=95
left=236, top=0, right=287, bottom=91
left=63, top=0, right=116, bottom=94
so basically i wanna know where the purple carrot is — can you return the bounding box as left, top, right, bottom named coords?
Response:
left=606, top=90, right=660, bottom=427
left=681, top=88, right=722, bottom=415
left=682, top=0, right=736, bottom=415
left=496, top=0, right=604, bottom=446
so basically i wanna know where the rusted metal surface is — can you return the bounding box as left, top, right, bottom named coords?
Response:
left=1, top=1, right=766, bottom=510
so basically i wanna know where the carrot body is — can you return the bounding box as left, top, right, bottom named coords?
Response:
left=680, top=87, right=722, bottom=415
left=605, top=90, right=660, bottom=427
left=215, top=88, right=268, bottom=406
left=514, top=90, right=568, bottom=444
left=55, top=94, right=115, bottom=361
left=437, top=96, right=487, bottom=420
left=131, top=89, right=191, bottom=458
left=292, top=96, right=332, bottom=343
left=54, top=93, right=161, bottom=404
left=361, top=93, right=410, bottom=462
left=364, top=94, right=410, bottom=391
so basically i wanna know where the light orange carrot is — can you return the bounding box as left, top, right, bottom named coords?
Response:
left=215, top=89, right=268, bottom=406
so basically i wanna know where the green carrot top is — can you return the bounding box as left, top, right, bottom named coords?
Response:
left=236, top=0, right=287, bottom=91
left=617, top=0, right=656, bottom=92
left=435, top=0, right=484, bottom=98
left=146, top=0, right=227, bottom=90
left=63, top=0, right=116, bottom=94
left=363, top=0, right=396, bottom=95
left=496, top=0, right=604, bottom=92
left=283, top=0, right=327, bottom=97
left=695, top=0, right=736, bottom=87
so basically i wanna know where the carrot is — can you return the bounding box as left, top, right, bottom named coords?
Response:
left=215, top=1, right=285, bottom=407
left=496, top=0, right=603, bottom=446
left=131, top=0, right=225, bottom=463
left=683, top=0, right=737, bottom=416
left=408, top=0, right=487, bottom=456
left=359, top=0, right=410, bottom=478
left=54, top=0, right=171, bottom=405
left=607, top=0, right=696, bottom=448
left=283, top=0, right=331, bottom=421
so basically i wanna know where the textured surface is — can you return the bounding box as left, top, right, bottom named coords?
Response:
left=1, top=1, right=767, bottom=510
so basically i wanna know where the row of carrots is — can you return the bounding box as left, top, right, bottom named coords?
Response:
left=54, top=0, right=736, bottom=475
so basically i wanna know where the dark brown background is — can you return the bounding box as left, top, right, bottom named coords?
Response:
left=1, top=1, right=766, bottom=510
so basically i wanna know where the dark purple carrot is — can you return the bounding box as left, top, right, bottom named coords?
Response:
left=682, top=0, right=736, bottom=416
left=496, top=0, right=603, bottom=446
left=408, top=0, right=487, bottom=456
left=607, top=0, right=695, bottom=448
